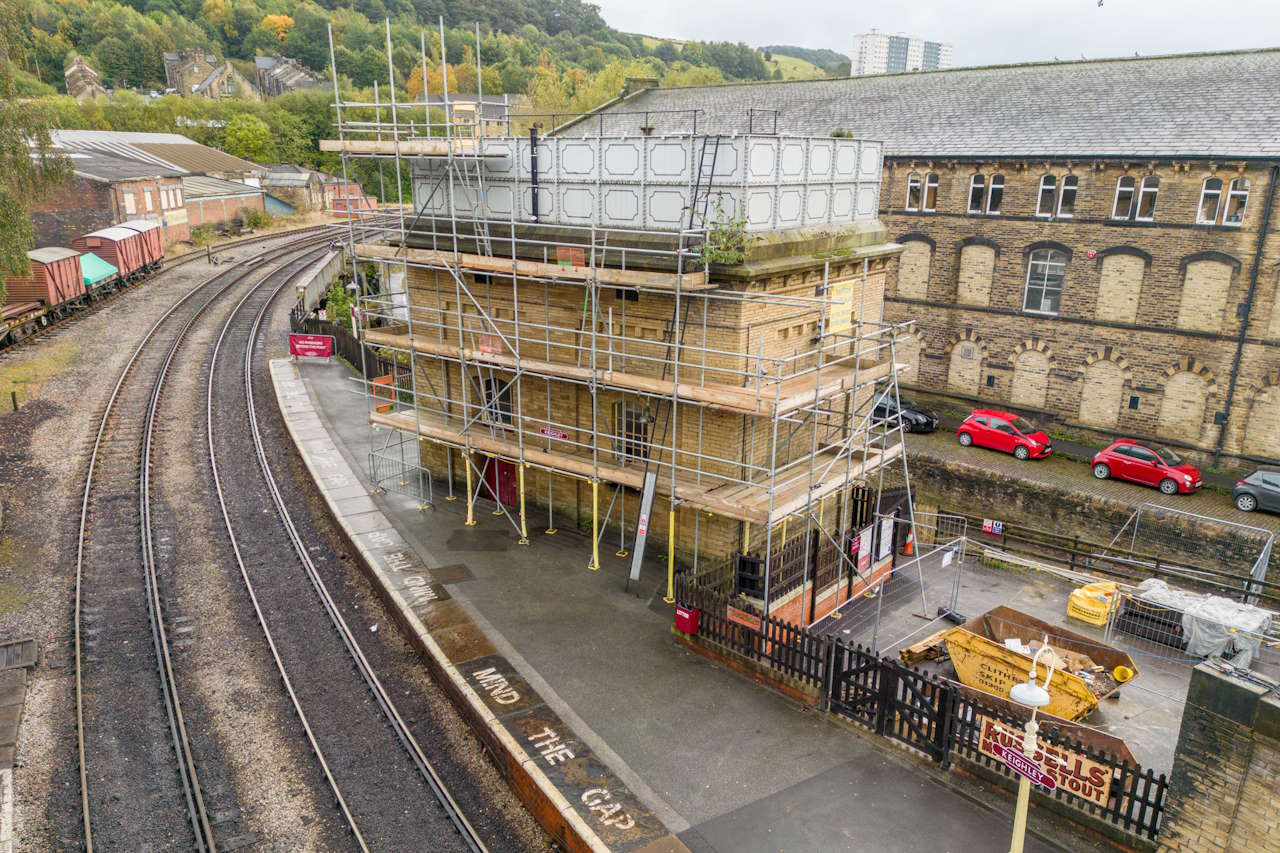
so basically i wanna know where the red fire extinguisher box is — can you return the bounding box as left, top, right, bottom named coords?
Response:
left=674, top=605, right=700, bottom=635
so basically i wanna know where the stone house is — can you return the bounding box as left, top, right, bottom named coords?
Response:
left=64, top=56, right=106, bottom=102
left=164, top=48, right=258, bottom=100
left=254, top=55, right=329, bottom=97
left=584, top=49, right=1280, bottom=465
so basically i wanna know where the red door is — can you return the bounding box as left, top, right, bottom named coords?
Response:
left=986, top=417, right=1017, bottom=453
left=1127, top=446, right=1162, bottom=486
left=484, top=458, right=518, bottom=506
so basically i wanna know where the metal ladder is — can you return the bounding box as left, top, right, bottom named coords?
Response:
left=688, top=135, right=722, bottom=230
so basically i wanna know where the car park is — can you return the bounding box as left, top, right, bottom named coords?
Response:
left=1090, top=439, right=1202, bottom=495
left=872, top=389, right=938, bottom=433
left=1233, top=467, right=1280, bottom=513
left=955, top=409, right=1052, bottom=460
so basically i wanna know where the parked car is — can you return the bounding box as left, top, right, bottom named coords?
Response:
left=956, top=409, right=1052, bottom=460
left=1090, top=439, right=1201, bottom=495
left=1233, top=467, right=1280, bottom=513
left=872, top=389, right=938, bottom=433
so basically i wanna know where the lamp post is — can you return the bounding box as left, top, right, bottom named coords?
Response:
left=1007, top=634, right=1056, bottom=853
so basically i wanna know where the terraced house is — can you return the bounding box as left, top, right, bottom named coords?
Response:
left=587, top=49, right=1280, bottom=465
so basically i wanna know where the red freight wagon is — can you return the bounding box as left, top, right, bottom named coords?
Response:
left=4, top=247, right=85, bottom=308
left=71, top=226, right=146, bottom=281
left=117, top=219, right=164, bottom=270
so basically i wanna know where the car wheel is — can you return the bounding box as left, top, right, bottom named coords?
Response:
left=1014, top=445, right=1030, bottom=460
left=1159, top=478, right=1179, bottom=496
left=958, top=432, right=973, bottom=447
left=1236, top=493, right=1258, bottom=512
left=1092, top=463, right=1110, bottom=480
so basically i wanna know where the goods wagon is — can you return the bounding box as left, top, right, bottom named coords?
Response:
left=118, top=220, right=164, bottom=270
left=71, top=226, right=146, bottom=281
left=4, top=247, right=86, bottom=309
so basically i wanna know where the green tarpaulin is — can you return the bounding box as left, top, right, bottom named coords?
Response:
left=80, top=251, right=117, bottom=287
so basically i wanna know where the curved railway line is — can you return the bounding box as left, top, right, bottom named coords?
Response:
left=70, top=221, right=509, bottom=851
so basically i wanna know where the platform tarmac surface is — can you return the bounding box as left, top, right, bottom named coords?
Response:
left=292, top=358, right=1062, bottom=853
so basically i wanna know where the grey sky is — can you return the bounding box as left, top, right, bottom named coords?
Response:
left=594, top=0, right=1280, bottom=67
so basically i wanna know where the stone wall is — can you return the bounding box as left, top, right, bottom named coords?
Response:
left=879, top=159, right=1280, bottom=464
left=1159, top=663, right=1280, bottom=853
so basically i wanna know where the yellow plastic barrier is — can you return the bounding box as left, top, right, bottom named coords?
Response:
left=1067, top=581, right=1118, bottom=626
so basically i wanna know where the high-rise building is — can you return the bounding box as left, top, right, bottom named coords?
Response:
left=851, top=31, right=952, bottom=75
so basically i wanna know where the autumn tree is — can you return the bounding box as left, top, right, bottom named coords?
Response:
left=0, top=0, right=71, bottom=297
left=260, top=14, right=293, bottom=43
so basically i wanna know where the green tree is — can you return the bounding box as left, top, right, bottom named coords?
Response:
left=0, top=0, right=71, bottom=297
left=222, top=112, right=272, bottom=162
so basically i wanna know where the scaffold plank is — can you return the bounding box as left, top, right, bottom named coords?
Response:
left=353, top=243, right=712, bottom=291
left=319, top=138, right=497, bottom=157
left=362, top=327, right=898, bottom=416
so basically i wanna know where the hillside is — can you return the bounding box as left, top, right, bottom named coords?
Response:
left=762, top=44, right=850, bottom=77
left=763, top=53, right=825, bottom=80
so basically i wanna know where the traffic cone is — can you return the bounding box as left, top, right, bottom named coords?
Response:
left=902, top=527, right=915, bottom=556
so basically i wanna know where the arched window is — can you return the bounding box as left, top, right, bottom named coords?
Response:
left=987, top=174, right=1004, bottom=214
left=923, top=173, right=939, bottom=212
left=1198, top=178, right=1223, bottom=224
left=1112, top=176, right=1135, bottom=219
left=1135, top=176, right=1159, bottom=221
left=1024, top=249, right=1067, bottom=315
left=1036, top=175, right=1057, bottom=217
left=905, top=173, right=922, bottom=211
left=968, top=174, right=986, bottom=214
left=1058, top=175, right=1079, bottom=217
left=1224, top=178, right=1250, bottom=225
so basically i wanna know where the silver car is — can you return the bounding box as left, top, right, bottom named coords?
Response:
left=1234, top=467, right=1280, bottom=513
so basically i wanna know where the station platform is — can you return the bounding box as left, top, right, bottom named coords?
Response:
left=272, top=357, right=1067, bottom=853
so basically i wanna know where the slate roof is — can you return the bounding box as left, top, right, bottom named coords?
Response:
left=181, top=174, right=265, bottom=198
left=582, top=49, right=1280, bottom=159
left=65, top=150, right=184, bottom=183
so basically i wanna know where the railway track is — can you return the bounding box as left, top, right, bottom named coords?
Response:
left=206, top=239, right=488, bottom=850
left=72, top=231, right=346, bottom=852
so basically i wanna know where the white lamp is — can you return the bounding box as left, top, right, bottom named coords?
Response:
left=1007, top=634, right=1056, bottom=853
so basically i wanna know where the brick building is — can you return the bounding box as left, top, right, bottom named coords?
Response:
left=182, top=175, right=267, bottom=228
left=326, top=125, right=911, bottom=619
left=34, top=150, right=188, bottom=247
left=586, top=49, right=1280, bottom=465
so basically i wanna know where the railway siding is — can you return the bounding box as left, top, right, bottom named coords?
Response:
left=269, top=358, right=687, bottom=853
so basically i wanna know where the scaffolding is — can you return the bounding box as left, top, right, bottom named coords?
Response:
left=323, top=18, right=927, bottom=623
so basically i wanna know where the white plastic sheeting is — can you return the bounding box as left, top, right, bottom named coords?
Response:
left=410, top=134, right=883, bottom=233
left=1133, top=579, right=1274, bottom=668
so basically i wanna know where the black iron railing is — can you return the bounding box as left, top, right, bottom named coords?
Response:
left=674, top=575, right=1169, bottom=842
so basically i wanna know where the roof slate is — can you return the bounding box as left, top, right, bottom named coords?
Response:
left=181, top=174, right=266, bottom=198
left=585, top=49, right=1280, bottom=159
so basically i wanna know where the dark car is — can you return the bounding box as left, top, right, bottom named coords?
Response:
left=1234, top=467, right=1280, bottom=513
left=1090, top=439, right=1201, bottom=495
left=872, top=389, right=938, bottom=433
left=956, top=409, right=1052, bottom=460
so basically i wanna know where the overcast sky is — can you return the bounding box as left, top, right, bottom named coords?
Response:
left=594, top=0, right=1280, bottom=67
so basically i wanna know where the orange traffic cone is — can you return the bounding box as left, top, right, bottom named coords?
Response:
left=902, top=527, right=915, bottom=556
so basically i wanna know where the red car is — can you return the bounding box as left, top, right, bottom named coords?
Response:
left=1091, top=439, right=1202, bottom=495
left=956, top=409, right=1053, bottom=460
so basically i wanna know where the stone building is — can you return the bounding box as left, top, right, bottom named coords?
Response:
left=584, top=49, right=1280, bottom=465
left=164, top=48, right=258, bottom=99
left=254, top=55, right=329, bottom=97
left=325, top=127, right=910, bottom=618
left=63, top=56, right=106, bottom=102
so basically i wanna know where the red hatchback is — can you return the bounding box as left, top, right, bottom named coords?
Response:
left=1091, top=439, right=1202, bottom=495
left=956, top=409, right=1053, bottom=460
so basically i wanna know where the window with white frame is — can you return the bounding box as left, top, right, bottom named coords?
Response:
left=1024, top=249, right=1067, bottom=315
left=987, top=174, right=1004, bottom=214
left=968, top=174, right=985, bottom=213
left=922, top=173, right=939, bottom=211
left=144, top=189, right=153, bottom=212
left=1135, top=176, right=1159, bottom=221
left=1058, top=175, right=1078, bottom=217
left=123, top=189, right=136, bottom=215
left=1036, top=175, right=1057, bottom=217
left=1197, top=178, right=1222, bottom=224
left=905, top=173, right=922, bottom=211
left=174, top=188, right=183, bottom=207
left=1112, top=176, right=1135, bottom=219
left=1223, top=178, right=1250, bottom=225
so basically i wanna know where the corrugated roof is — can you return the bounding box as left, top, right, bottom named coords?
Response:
left=585, top=48, right=1280, bottom=159
left=51, top=129, right=259, bottom=174
left=181, top=174, right=265, bottom=198
left=28, top=247, right=80, bottom=263
left=66, top=150, right=184, bottom=182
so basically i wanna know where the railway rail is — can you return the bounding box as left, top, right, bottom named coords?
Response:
left=72, top=230, right=348, bottom=851
left=206, top=242, right=488, bottom=850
